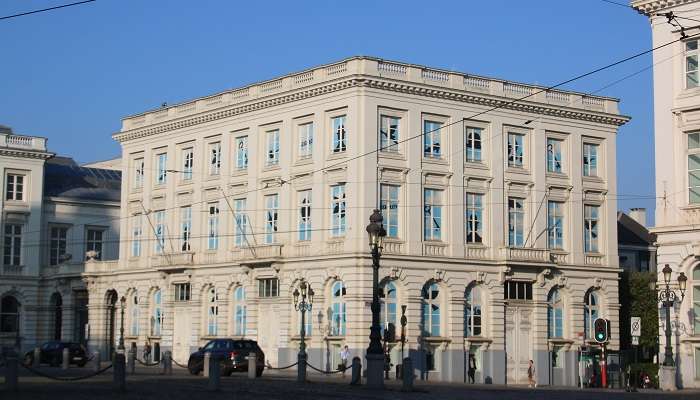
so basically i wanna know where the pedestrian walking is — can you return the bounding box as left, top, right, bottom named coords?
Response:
left=527, top=359, right=537, bottom=388
left=468, top=354, right=476, bottom=384
left=143, top=340, right=152, bottom=363
left=339, top=345, right=349, bottom=376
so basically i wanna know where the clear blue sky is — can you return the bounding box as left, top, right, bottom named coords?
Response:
left=1, top=0, right=657, bottom=219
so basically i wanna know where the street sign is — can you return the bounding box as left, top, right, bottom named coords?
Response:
left=631, top=317, right=641, bottom=337
left=632, top=336, right=639, bottom=346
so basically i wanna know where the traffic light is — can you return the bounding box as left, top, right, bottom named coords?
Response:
left=594, top=318, right=609, bottom=343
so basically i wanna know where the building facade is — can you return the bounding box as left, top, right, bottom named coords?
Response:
left=618, top=208, right=656, bottom=274
left=633, top=0, right=700, bottom=388
left=0, top=125, right=121, bottom=354
left=84, top=57, right=627, bottom=385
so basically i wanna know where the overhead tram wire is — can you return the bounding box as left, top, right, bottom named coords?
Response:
left=0, top=0, right=96, bottom=21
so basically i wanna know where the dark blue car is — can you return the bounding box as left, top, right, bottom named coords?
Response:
left=187, top=339, right=265, bottom=376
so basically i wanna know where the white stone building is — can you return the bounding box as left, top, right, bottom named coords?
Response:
left=83, top=57, right=628, bottom=385
left=633, top=0, right=700, bottom=388
left=0, top=125, right=121, bottom=353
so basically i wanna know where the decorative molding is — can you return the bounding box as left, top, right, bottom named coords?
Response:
left=630, top=0, right=696, bottom=15
left=537, top=268, right=552, bottom=287
left=0, top=148, right=54, bottom=160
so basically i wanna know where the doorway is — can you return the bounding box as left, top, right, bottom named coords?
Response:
left=505, top=305, right=533, bottom=384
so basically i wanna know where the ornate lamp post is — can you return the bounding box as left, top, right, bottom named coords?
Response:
left=400, top=305, right=407, bottom=360
left=366, top=209, right=387, bottom=388
left=293, top=280, right=314, bottom=384
left=118, top=296, right=126, bottom=352
left=658, top=265, right=687, bottom=367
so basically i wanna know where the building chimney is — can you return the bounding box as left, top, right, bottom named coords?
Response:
left=629, top=208, right=647, bottom=227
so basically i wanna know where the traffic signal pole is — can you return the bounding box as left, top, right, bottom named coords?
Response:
left=601, top=343, right=607, bottom=388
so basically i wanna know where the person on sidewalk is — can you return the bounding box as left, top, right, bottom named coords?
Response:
left=143, top=340, right=152, bottom=363
left=528, top=360, right=537, bottom=388
left=468, top=354, right=477, bottom=384
left=339, top=345, right=349, bottom=376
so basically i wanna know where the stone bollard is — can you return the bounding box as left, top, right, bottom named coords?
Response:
left=113, top=352, right=126, bottom=392
left=127, top=348, right=136, bottom=375
left=162, top=351, right=172, bottom=375
left=297, top=352, right=307, bottom=384
left=5, top=353, right=18, bottom=392
left=93, top=351, right=101, bottom=372
left=247, top=353, right=257, bottom=379
left=207, top=354, right=220, bottom=392
left=203, top=352, right=210, bottom=377
left=402, top=357, right=414, bottom=392
left=350, top=357, right=362, bottom=385
left=62, top=347, right=70, bottom=370
left=33, top=347, right=41, bottom=367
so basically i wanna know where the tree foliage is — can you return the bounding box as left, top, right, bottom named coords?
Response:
left=619, top=271, right=659, bottom=350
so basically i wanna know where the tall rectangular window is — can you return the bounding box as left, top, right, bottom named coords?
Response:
left=258, top=278, right=279, bottom=298
left=49, top=226, right=68, bottom=266
left=266, top=130, right=280, bottom=166
left=85, top=229, right=104, bottom=260
left=508, top=198, right=525, bottom=247
left=331, top=185, right=346, bottom=237
left=154, top=210, right=166, bottom=254
left=299, top=123, right=313, bottom=159
left=174, top=283, right=191, bottom=302
left=423, top=189, right=443, bottom=241
left=207, top=203, right=220, bottom=250
left=584, top=205, right=600, bottom=253
left=5, top=174, right=24, bottom=201
left=236, top=136, right=248, bottom=169
left=298, top=190, right=312, bottom=241
left=265, top=194, right=279, bottom=244
left=547, top=138, right=563, bottom=173
left=380, top=116, right=400, bottom=152
left=3, top=224, right=22, bottom=266
left=332, top=115, right=347, bottom=153
left=380, top=184, right=399, bottom=238
left=156, top=153, right=167, bottom=185
left=233, top=199, right=248, bottom=247
left=424, top=120, right=442, bottom=158
left=182, top=148, right=193, bottom=181
left=209, top=142, right=221, bottom=176
left=583, top=143, right=598, bottom=177
left=134, top=158, right=144, bottom=189
left=180, top=206, right=191, bottom=252
left=688, top=132, right=700, bottom=204
left=131, top=216, right=142, bottom=257
left=547, top=201, right=564, bottom=250
left=686, top=40, right=699, bottom=89
left=465, top=127, right=482, bottom=163
left=465, top=193, right=483, bottom=244
left=507, top=133, right=524, bottom=167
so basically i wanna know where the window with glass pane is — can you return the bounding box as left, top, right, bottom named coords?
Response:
left=584, top=290, right=599, bottom=340
left=547, top=201, right=564, bottom=249
left=421, top=283, right=440, bottom=337
left=504, top=281, right=533, bottom=300
left=130, top=294, right=139, bottom=336
left=0, top=296, right=20, bottom=333
left=466, top=193, right=483, bottom=244
left=86, top=229, right=103, bottom=260
left=156, top=153, right=167, bottom=185
left=330, top=281, right=346, bottom=335
left=131, top=216, right=142, bottom=257
left=233, top=287, right=246, bottom=336
left=693, top=267, right=700, bottom=334
left=182, top=148, right=193, bottom=180
left=507, top=133, right=524, bottom=167
left=207, top=287, right=218, bottom=336
left=465, top=127, right=482, bottom=162
left=548, top=289, right=563, bottom=338
left=258, top=278, right=279, bottom=297
left=547, top=138, right=563, bottom=173
left=180, top=206, right=191, bottom=252
left=380, top=281, right=397, bottom=336
left=584, top=205, right=600, bottom=253
left=267, top=130, right=280, bottom=166
left=152, top=289, right=163, bottom=336
left=299, top=307, right=313, bottom=337
left=174, top=283, right=191, bottom=302
left=689, top=133, right=700, bottom=204
left=233, top=199, right=248, bottom=247
left=209, top=142, right=221, bottom=175
left=424, top=189, right=442, bottom=241
left=5, top=174, right=24, bottom=201
left=154, top=210, right=166, bottom=254
left=687, top=40, right=699, bottom=88
left=297, top=190, right=312, bottom=241
left=380, top=116, right=400, bottom=152
left=423, top=120, right=442, bottom=158
left=695, top=347, right=700, bottom=380
left=583, top=143, right=598, bottom=177
left=380, top=185, right=399, bottom=238
left=3, top=224, right=22, bottom=266
left=49, top=226, right=68, bottom=266
left=236, top=136, right=248, bottom=169
left=508, top=198, right=525, bottom=247
left=465, top=285, right=482, bottom=337
left=331, top=185, right=346, bottom=237
left=299, top=123, right=313, bottom=159
left=332, top=116, right=347, bottom=153
left=265, top=194, right=279, bottom=244
left=134, top=158, right=144, bottom=189
left=207, top=203, right=220, bottom=250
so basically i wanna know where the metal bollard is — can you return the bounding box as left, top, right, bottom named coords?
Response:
left=33, top=347, right=41, bottom=367
left=93, top=351, right=101, bottom=372
left=350, top=356, right=362, bottom=385
left=127, top=349, right=136, bottom=375
left=207, top=354, right=220, bottom=392
left=5, top=353, right=18, bottom=391
left=203, top=352, right=210, bottom=377
left=402, top=357, right=414, bottom=391
left=247, top=353, right=257, bottom=379
left=62, top=347, right=70, bottom=370
left=113, top=352, right=126, bottom=392
left=162, top=351, right=172, bottom=375
left=297, top=352, right=307, bottom=384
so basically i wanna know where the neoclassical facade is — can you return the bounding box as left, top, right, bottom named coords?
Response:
left=84, top=57, right=627, bottom=385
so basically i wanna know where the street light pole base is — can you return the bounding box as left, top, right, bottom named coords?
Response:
left=365, top=353, right=385, bottom=389
left=659, top=366, right=677, bottom=391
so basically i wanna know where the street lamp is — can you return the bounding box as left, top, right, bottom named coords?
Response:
left=118, top=296, right=126, bottom=352
left=658, top=264, right=687, bottom=367
left=318, top=308, right=332, bottom=372
left=293, top=279, right=314, bottom=383
left=366, top=209, right=387, bottom=388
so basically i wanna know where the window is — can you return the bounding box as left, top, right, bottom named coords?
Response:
left=154, top=210, right=166, bottom=254
left=207, top=287, right=218, bottom=336
left=465, top=285, right=482, bottom=337
left=3, top=224, right=22, bottom=266
left=131, top=215, right=142, bottom=257
left=151, top=289, right=163, bottom=336
left=380, top=115, right=400, bottom=152
left=266, top=130, right=280, bottom=166
left=233, top=199, right=248, bottom=247
left=583, top=143, right=598, bottom=177
left=584, top=205, right=600, bottom=253
left=0, top=296, right=20, bottom=333
left=688, top=132, right=700, bottom=204
left=332, top=115, right=347, bottom=153
left=298, top=190, right=312, bottom=241
left=424, top=189, right=443, bottom=241
left=421, top=282, right=441, bottom=337
left=687, top=40, right=699, bottom=89
left=508, top=198, right=525, bottom=247
left=133, top=158, right=144, bottom=189
left=504, top=281, right=533, bottom=300
left=86, top=229, right=104, bottom=260
left=330, top=281, right=346, bottom=336
left=507, top=132, right=524, bottom=167
left=156, top=153, right=167, bottom=185
left=174, top=283, right=191, bottom=302
left=584, top=290, right=599, bottom=340
left=130, top=293, right=139, bottom=336
left=258, top=278, right=279, bottom=298
left=547, top=138, right=563, bottom=173
left=465, top=127, right=482, bottom=162
left=695, top=347, right=700, bottom=380
left=379, top=281, right=397, bottom=337
left=182, top=147, right=193, bottom=180
left=233, top=287, right=246, bottom=336
left=49, top=226, right=68, bottom=266
left=465, top=193, right=483, bottom=244
left=180, top=206, right=192, bottom=252
left=380, top=185, right=399, bottom=238
left=693, top=267, right=700, bottom=334
left=265, top=194, right=279, bottom=244
left=236, top=136, right=248, bottom=169
left=547, top=201, right=564, bottom=250
left=207, top=203, right=220, bottom=250
left=209, top=142, right=221, bottom=175
left=331, top=185, right=346, bottom=237
left=5, top=174, right=24, bottom=201
left=299, top=123, right=314, bottom=159
left=423, top=120, right=442, bottom=158
left=547, top=289, right=564, bottom=338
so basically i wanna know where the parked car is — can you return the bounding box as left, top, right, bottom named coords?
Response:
left=187, top=339, right=265, bottom=376
left=24, top=341, right=88, bottom=367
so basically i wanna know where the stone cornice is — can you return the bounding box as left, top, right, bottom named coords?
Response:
left=631, top=0, right=699, bottom=14
left=0, top=148, right=54, bottom=160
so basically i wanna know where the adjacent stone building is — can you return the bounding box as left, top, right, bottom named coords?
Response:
left=618, top=209, right=656, bottom=274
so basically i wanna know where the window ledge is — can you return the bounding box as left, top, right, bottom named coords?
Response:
left=464, top=161, right=488, bottom=170
left=506, top=166, right=529, bottom=174
left=465, top=336, right=492, bottom=343
left=263, top=164, right=281, bottom=172
left=679, top=204, right=700, bottom=211
left=423, top=336, right=451, bottom=343
left=582, top=176, right=605, bottom=184
left=147, top=335, right=162, bottom=340
left=232, top=168, right=248, bottom=177
left=200, top=336, right=219, bottom=341
left=205, top=174, right=221, bottom=181
left=548, top=338, right=574, bottom=345
left=327, top=152, right=347, bottom=162
left=546, top=172, right=568, bottom=179
left=423, top=156, right=448, bottom=165
left=294, top=157, right=314, bottom=167
left=378, top=151, right=405, bottom=161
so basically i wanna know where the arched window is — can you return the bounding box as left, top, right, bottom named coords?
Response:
left=465, top=285, right=482, bottom=337
left=693, top=266, right=700, bottom=334
left=0, top=295, right=20, bottom=333
left=130, top=292, right=139, bottom=336
left=422, top=282, right=441, bottom=337
left=547, top=288, right=564, bottom=338
left=584, top=290, right=599, bottom=340
left=207, top=287, right=218, bottom=336
left=330, top=281, right=346, bottom=336
left=151, top=289, right=163, bottom=337
left=380, top=281, right=397, bottom=338
left=233, top=287, right=246, bottom=336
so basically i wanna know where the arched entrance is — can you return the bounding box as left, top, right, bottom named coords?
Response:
left=105, top=290, right=118, bottom=356
left=50, top=293, right=63, bottom=340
